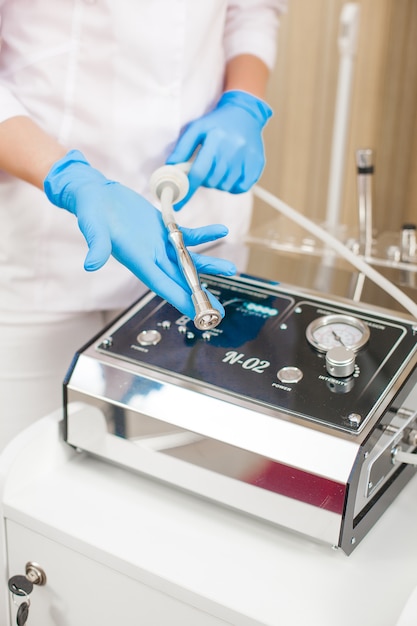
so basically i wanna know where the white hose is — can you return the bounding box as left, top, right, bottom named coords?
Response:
left=253, top=185, right=417, bottom=320
left=392, top=448, right=417, bottom=467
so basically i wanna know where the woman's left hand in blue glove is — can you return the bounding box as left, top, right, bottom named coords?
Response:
left=166, top=90, right=272, bottom=209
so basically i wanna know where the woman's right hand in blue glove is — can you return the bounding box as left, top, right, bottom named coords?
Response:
left=44, top=150, right=236, bottom=319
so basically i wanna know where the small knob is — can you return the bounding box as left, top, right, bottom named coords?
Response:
left=277, top=366, right=303, bottom=384
left=137, top=329, right=162, bottom=346
left=356, top=148, right=374, bottom=173
left=325, top=346, right=355, bottom=378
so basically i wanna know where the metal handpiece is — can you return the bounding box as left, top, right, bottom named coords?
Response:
left=167, top=225, right=221, bottom=330
left=149, top=165, right=222, bottom=331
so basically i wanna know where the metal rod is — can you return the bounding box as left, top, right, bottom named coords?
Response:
left=356, top=148, right=374, bottom=258
left=352, top=148, right=374, bottom=301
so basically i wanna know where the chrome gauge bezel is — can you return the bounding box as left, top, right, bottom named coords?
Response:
left=306, top=314, right=370, bottom=353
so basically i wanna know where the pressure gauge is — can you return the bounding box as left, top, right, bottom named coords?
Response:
left=306, top=314, right=370, bottom=353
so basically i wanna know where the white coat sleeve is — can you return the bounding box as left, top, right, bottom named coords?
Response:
left=0, top=86, right=30, bottom=122
left=0, top=11, right=30, bottom=123
left=224, top=0, right=288, bottom=69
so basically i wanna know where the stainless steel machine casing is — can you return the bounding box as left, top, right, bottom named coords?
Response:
left=64, top=275, right=417, bottom=554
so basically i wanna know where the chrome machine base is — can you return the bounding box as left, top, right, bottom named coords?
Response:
left=64, top=274, right=417, bottom=554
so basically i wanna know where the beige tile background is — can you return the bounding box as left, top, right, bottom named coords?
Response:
left=253, top=0, right=417, bottom=238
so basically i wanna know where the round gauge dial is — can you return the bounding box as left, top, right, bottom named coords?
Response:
left=306, top=314, right=370, bottom=353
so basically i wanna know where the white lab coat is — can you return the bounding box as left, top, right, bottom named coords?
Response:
left=0, top=0, right=286, bottom=312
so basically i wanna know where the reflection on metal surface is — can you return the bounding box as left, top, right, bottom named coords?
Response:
left=246, top=222, right=417, bottom=314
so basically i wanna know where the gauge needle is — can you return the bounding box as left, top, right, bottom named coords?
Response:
left=332, top=330, right=346, bottom=347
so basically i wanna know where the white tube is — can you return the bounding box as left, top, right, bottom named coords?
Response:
left=326, top=3, right=360, bottom=230
left=392, top=449, right=417, bottom=466
left=253, top=185, right=417, bottom=320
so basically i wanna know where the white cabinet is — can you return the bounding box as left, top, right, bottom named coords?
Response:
left=2, top=412, right=417, bottom=626
left=6, top=521, right=229, bottom=626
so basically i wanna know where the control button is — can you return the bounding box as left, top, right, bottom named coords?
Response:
left=277, top=366, right=303, bottom=383
left=326, top=346, right=355, bottom=378
left=137, top=329, right=162, bottom=346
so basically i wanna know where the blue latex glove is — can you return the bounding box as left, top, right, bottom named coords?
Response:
left=43, top=150, right=236, bottom=319
left=166, top=90, right=272, bottom=209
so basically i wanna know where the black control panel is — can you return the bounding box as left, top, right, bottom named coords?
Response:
left=97, top=275, right=417, bottom=433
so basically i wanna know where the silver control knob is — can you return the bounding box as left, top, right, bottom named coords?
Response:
left=325, top=346, right=355, bottom=378
left=277, top=366, right=303, bottom=384
left=137, top=329, right=162, bottom=346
